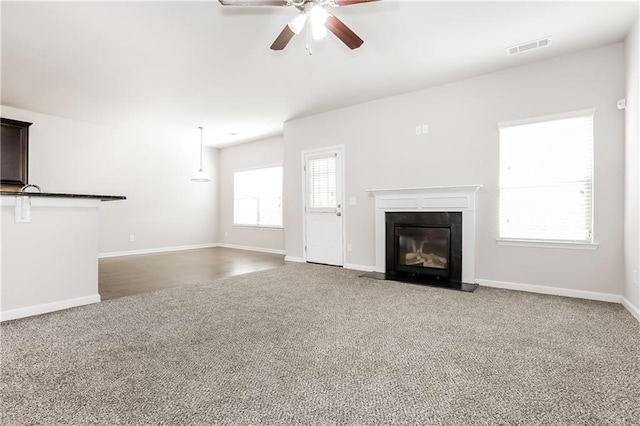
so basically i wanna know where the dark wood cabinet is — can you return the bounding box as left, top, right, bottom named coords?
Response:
left=1, top=118, right=32, bottom=189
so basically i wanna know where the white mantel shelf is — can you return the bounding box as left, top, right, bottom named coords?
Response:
left=368, top=185, right=482, bottom=283
left=366, top=185, right=482, bottom=196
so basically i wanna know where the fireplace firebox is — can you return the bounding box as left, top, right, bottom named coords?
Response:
left=395, top=226, right=451, bottom=278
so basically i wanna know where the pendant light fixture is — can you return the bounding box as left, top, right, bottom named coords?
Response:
left=191, top=126, right=211, bottom=182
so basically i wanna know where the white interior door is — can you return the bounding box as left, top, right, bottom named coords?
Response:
left=304, top=148, right=344, bottom=266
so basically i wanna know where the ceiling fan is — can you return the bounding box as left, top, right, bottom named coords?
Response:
left=218, top=0, right=379, bottom=54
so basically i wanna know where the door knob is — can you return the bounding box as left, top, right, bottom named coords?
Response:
left=337, top=212, right=342, bottom=216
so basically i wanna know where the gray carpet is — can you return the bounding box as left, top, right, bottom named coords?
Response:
left=1, top=263, right=638, bottom=425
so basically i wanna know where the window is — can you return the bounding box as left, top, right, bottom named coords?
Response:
left=307, top=154, right=337, bottom=209
left=498, top=109, right=594, bottom=244
left=233, top=166, right=283, bottom=227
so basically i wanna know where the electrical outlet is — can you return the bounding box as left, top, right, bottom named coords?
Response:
left=129, top=234, right=135, bottom=242
left=347, top=243, right=353, bottom=252
left=349, top=196, right=357, bottom=205
left=225, top=231, right=229, bottom=237
left=415, top=124, right=428, bottom=136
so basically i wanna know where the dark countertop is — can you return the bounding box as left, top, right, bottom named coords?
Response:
left=0, top=191, right=126, bottom=202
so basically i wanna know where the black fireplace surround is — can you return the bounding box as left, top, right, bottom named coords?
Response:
left=360, top=211, right=476, bottom=292
left=386, top=211, right=462, bottom=282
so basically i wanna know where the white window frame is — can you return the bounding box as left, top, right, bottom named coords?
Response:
left=496, top=108, right=599, bottom=250
left=233, top=164, right=283, bottom=229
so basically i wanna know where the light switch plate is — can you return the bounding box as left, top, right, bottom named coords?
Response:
left=15, top=197, right=31, bottom=223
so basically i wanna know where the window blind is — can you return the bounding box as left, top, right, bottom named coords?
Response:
left=499, top=111, right=594, bottom=242
left=308, top=155, right=337, bottom=209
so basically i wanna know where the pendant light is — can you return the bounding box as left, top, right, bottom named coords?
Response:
left=191, top=126, right=211, bottom=182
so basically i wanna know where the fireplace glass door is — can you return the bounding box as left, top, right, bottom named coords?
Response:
left=396, top=226, right=450, bottom=278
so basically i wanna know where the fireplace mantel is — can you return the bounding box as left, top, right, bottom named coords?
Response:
left=366, top=185, right=482, bottom=283
left=367, top=185, right=483, bottom=198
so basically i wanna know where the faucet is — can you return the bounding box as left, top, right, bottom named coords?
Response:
left=20, top=184, right=42, bottom=193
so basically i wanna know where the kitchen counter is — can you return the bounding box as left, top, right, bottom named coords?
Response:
left=0, top=191, right=125, bottom=201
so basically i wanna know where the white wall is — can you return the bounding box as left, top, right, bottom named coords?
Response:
left=624, top=18, right=640, bottom=315
left=0, top=106, right=218, bottom=254
left=218, top=136, right=285, bottom=252
left=284, top=43, right=626, bottom=296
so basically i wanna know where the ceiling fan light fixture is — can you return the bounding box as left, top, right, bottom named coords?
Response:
left=288, top=13, right=307, bottom=34
left=308, top=4, right=329, bottom=26
left=311, top=22, right=328, bottom=40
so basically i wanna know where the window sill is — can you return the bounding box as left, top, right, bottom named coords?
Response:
left=232, top=224, right=284, bottom=230
left=496, top=238, right=599, bottom=250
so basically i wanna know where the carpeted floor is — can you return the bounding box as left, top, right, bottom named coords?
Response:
left=1, top=263, right=638, bottom=425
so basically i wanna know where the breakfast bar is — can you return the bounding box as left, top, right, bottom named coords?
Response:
left=0, top=191, right=125, bottom=321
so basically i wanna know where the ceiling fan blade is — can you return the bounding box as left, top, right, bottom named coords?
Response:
left=325, top=15, right=363, bottom=50
left=332, top=0, right=380, bottom=6
left=219, top=0, right=290, bottom=6
left=270, top=25, right=296, bottom=50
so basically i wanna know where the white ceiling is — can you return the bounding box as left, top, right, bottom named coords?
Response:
left=1, top=1, right=638, bottom=147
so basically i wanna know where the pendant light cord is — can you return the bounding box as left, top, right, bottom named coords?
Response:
left=198, top=126, right=204, bottom=170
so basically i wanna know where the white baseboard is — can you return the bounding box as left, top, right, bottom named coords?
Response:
left=282, top=261, right=375, bottom=271
left=344, top=263, right=376, bottom=272
left=477, top=279, right=621, bottom=303
left=0, top=294, right=100, bottom=322
left=99, top=243, right=287, bottom=259
left=621, top=297, right=640, bottom=321
left=99, top=243, right=218, bottom=258
left=216, top=243, right=285, bottom=255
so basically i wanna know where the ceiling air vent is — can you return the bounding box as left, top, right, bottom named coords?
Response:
left=506, top=36, right=551, bottom=56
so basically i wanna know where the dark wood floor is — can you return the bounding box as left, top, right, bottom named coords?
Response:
left=99, top=247, right=286, bottom=300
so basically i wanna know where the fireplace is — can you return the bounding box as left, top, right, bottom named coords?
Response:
left=386, top=212, right=462, bottom=283
left=363, top=185, right=481, bottom=292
